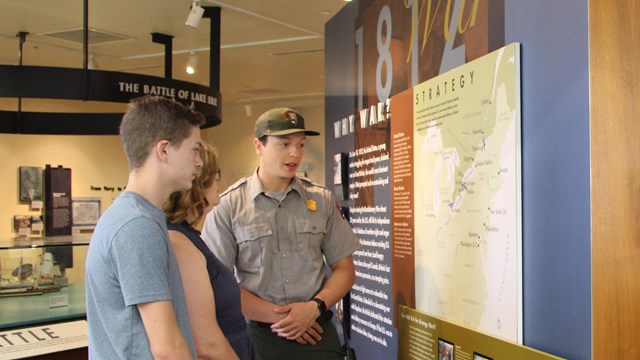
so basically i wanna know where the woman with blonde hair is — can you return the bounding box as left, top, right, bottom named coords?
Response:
left=164, top=142, right=255, bottom=360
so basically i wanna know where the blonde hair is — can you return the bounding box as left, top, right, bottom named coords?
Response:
left=163, top=142, right=219, bottom=226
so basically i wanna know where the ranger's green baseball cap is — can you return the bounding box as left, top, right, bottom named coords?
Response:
left=254, top=107, right=320, bottom=138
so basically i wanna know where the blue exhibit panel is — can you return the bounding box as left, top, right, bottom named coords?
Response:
left=505, top=2, right=591, bottom=359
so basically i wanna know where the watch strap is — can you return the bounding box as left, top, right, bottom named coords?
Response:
left=312, top=297, right=327, bottom=314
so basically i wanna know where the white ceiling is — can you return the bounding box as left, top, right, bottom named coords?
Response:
left=0, top=0, right=349, bottom=108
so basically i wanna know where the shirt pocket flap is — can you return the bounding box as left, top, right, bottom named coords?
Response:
left=294, top=219, right=326, bottom=235
left=234, top=223, right=270, bottom=272
left=236, top=223, right=272, bottom=243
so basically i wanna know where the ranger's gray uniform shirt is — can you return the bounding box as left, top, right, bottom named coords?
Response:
left=202, top=172, right=360, bottom=305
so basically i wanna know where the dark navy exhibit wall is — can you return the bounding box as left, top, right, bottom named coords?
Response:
left=505, top=2, right=591, bottom=359
left=325, top=5, right=397, bottom=360
left=323, top=0, right=359, bottom=348
left=324, top=0, right=357, bottom=189
left=325, top=2, right=357, bottom=151
left=325, top=1, right=591, bottom=359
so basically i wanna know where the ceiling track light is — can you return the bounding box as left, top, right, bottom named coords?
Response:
left=185, top=0, right=205, bottom=28
left=185, top=51, right=199, bottom=74
left=88, top=54, right=98, bottom=70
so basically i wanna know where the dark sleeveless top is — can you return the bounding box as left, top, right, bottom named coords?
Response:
left=167, top=221, right=255, bottom=360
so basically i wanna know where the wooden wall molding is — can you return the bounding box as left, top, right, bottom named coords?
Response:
left=590, top=1, right=640, bottom=358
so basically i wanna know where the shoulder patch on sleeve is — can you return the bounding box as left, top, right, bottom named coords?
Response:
left=220, top=177, right=248, bottom=197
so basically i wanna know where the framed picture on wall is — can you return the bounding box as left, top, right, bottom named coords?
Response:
left=438, top=338, right=455, bottom=360
left=473, top=352, right=493, bottom=360
left=333, top=153, right=349, bottom=201
left=72, top=197, right=101, bottom=227
left=13, top=215, right=31, bottom=230
left=13, top=215, right=32, bottom=236
left=333, top=152, right=347, bottom=185
left=19, top=166, right=43, bottom=202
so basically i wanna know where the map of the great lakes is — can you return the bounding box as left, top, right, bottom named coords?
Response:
left=413, top=44, right=521, bottom=342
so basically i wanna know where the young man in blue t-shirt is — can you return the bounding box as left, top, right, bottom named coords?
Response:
left=86, top=95, right=205, bottom=359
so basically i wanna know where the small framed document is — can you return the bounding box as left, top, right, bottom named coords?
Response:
left=72, top=197, right=101, bottom=227
left=31, top=215, right=44, bottom=232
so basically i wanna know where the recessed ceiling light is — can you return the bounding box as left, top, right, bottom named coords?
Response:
left=320, top=10, right=331, bottom=15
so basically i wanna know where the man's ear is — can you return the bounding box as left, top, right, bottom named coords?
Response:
left=156, top=140, right=170, bottom=161
left=253, top=138, right=262, bottom=156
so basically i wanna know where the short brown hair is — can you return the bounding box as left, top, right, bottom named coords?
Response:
left=120, top=95, right=205, bottom=170
left=164, top=142, right=219, bottom=226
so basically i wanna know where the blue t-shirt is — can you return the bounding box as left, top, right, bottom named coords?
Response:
left=85, top=192, right=195, bottom=359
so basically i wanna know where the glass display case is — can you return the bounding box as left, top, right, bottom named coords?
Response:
left=0, top=235, right=89, bottom=330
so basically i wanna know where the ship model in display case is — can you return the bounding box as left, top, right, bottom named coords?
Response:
left=0, top=251, right=65, bottom=297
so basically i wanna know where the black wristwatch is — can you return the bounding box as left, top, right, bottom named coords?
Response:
left=312, top=297, right=327, bottom=315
